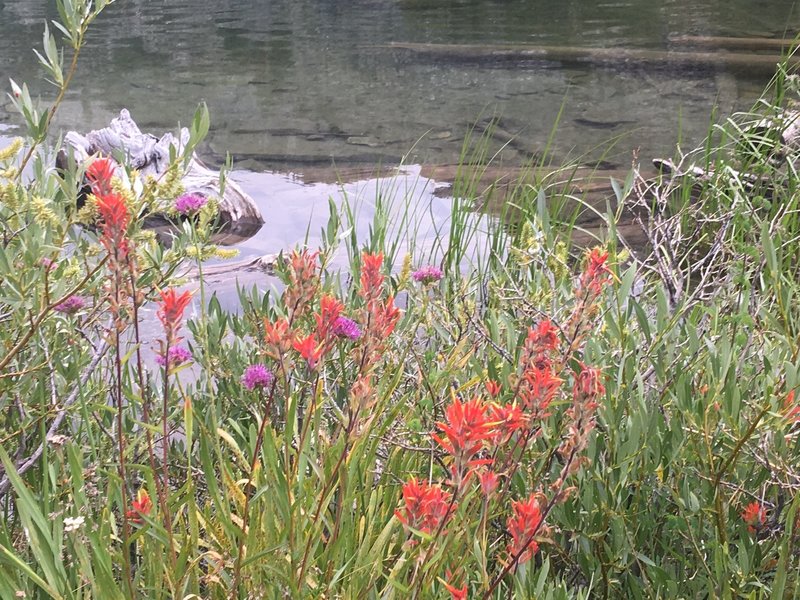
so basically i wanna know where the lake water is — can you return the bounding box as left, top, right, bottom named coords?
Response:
left=0, top=0, right=798, bottom=264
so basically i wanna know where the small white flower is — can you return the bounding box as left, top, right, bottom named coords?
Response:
left=63, top=516, right=85, bottom=533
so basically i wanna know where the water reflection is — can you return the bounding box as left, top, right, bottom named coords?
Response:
left=0, top=0, right=795, bottom=171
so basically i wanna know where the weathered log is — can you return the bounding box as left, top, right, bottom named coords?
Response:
left=668, top=35, right=798, bottom=53
left=385, top=42, right=800, bottom=75
left=184, top=253, right=278, bottom=284
left=59, top=109, right=264, bottom=239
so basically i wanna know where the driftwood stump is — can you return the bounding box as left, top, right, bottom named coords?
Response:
left=58, top=109, right=264, bottom=239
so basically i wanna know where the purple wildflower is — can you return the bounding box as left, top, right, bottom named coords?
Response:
left=242, top=364, right=274, bottom=391
left=156, top=345, right=193, bottom=368
left=54, top=295, right=86, bottom=315
left=174, top=193, right=207, bottom=215
left=41, top=257, right=56, bottom=271
left=412, top=265, right=443, bottom=285
left=332, top=316, right=362, bottom=340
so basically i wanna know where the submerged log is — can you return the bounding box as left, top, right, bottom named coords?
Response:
left=385, top=42, right=800, bottom=75
left=668, top=35, right=798, bottom=53
left=59, top=109, right=264, bottom=239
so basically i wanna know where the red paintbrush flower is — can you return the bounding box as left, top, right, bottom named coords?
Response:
left=485, top=380, right=501, bottom=398
left=293, top=333, right=323, bottom=369
left=478, top=469, right=500, bottom=497
left=784, top=390, right=800, bottom=423
left=359, top=252, right=385, bottom=305
left=443, top=579, right=468, bottom=600
left=434, top=397, right=494, bottom=486
left=395, top=478, right=453, bottom=535
left=577, top=247, right=613, bottom=297
left=507, top=493, right=544, bottom=564
left=518, top=366, right=562, bottom=418
left=741, top=501, right=767, bottom=533
left=86, top=156, right=116, bottom=196
left=157, top=288, right=192, bottom=341
left=283, top=248, right=320, bottom=319
left=264, top=317, right=293, bottom=358
left=126, top=487, right=153, bottom=524
left=374, top=295, right=401, bottom=338
left=315, top=294, right=344, bottom=341
left=573, top=364, right=605, bottom=400
left=489, top=402, right=528, bottom=443
left=95, top=191, right=130, bottom=258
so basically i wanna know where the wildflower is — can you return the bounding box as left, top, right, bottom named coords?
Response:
left=86, top=156, right=116, bottom=196
left=485, top=380, right=501, bottom=398
left=507, top=493, right=544, bottom=564
left=412, top=265, right=443, bottom=285
left=95, top=191, right=130, bottom=258
left=395, top=478, right=453, bottom=535
left=354, top=252, right=401, bottom=369
left=741, top=501, right=767, bottom=533
left=283, top=249, right=320, bottom=319
left=40, top=257, right=56, bottom=270
left=555, top=364, right=603, bottom=481
left=264, top=317, right=293, bottom=358
left=54, top=295, right=86, bottom=315
left=783, top=390, right=800, bottom=423
left=434, top=397, right=494, bottom=486
left=373, top=295, right=402, bottom=339
left=63, top=516, right=85, bottom=533
left=518, top=366, right=562, bottom=418
left=350, top=374, right=374, bottom=416
left=521, top=320, right=560, bottom=370
left=126, top=488, right=153, bottom=523
left=174, top=192, right=207, bottom=215
left=359, top=252, right=385, bottom=305
left=576, top=247, right=612, bottom=297
left=489, top=402, right=528, bottom=442
left=332, top=316, right=362, bottom=340
left=443, top=579, right=468, bottom=600
left=156, top=345, right=192, bottom=368
left=573, top=365, right=605, bottom=400
left=293, top=333, right=323, bottom=369
left=157, top=288, right=192, bottom=339
left=242, top=364, right=274, bottom=391
left=478, top=470, right=500, bottom=497
left=315, top=294, right=344, bottom=341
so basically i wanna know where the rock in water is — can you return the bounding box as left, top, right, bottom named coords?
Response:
left=58, top=109, right=264, bottom=239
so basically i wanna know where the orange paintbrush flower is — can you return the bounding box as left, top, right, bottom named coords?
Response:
left=293, top=333, right=323, bottom=369
left=126, top=487, right=153, bottom=524
left=395, top=478, right=453, bottom=535
left=86, top=156, right=116, bottom=196
left=157, top=288, right=192, bottom=340
left=507, top=493, right=544, bottom=564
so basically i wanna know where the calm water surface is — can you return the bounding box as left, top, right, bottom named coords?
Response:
left=1, top=0, right=797, bottom=169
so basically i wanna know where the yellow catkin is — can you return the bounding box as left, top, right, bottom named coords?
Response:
left=0, top=138, right=23, bottom=162
left=111, top=178, right=137, bottom=208
left=186, top=245, right=218, bottom=261
left=75, top=194, right=98, bottom=224
left=133, top=229, right=157, bottom=245
left=31, top=196, right=59, bottom=228
left=0, top=182, right=21, bottom=210
left=214, top=247, right=239, bottom=260
left=397, top=253, right=412, bottom=290
left=63, top=263, right=82, bottom=279
left=199, top=197, right=219, bottom=222
left=0, top=167, right=19, bottom=180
